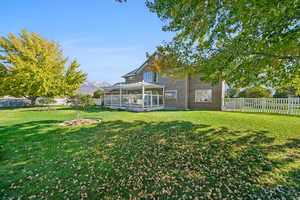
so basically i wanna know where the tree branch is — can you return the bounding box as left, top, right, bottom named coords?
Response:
left=244, top=52, right=300, bottom=60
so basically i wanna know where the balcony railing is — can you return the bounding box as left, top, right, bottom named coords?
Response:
left=104, top=94, right=164, bottom=108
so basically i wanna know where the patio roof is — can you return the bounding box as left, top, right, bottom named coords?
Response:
left=104, top=82, right=164, bottom=91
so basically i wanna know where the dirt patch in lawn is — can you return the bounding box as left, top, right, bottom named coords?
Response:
left=58, top=118, right=101, bottom=127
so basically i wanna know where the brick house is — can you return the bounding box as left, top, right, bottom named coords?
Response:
left=103, top=57, right=224, bottom=111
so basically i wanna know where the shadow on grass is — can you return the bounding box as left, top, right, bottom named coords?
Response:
left=0, top=120, right=299, bottom=199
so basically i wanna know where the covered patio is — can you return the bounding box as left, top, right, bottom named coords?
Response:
left=103, top=82, right=165, bottom=111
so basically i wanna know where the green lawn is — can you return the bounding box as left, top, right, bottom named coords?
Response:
left=0, top=106, right=299, bottom=199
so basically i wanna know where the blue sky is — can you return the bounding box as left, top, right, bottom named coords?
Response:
left=0, top=0, right=173, bottom=83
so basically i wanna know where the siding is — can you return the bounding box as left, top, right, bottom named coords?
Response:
left=133, top=67, right=189, bottom=109
left=188, top=75, right=223, bottom=110
left=123, top=65, right=224, bottom=111
left=158, top=75, right=188, bottom=110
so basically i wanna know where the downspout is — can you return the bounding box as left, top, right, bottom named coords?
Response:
left=162, top=86, right=165, bottom=108
left=185, top=73, right=189, bottom=110
left=221, top=81, right=225, bottom=111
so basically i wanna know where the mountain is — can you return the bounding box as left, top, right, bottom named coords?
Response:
left=77, top=81, right=111, bottom=95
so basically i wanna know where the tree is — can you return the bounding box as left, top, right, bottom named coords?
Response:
left=119, top=0, right=300, bottom=93
left=93, top=89, right=104, bottom=98
left=0, top=30, right=86, bottom=105
left=225, top=87, right=239, bottom=98
left=273, top=87, right=299, bottom=98
left=238, top=87, right=272, bottom=98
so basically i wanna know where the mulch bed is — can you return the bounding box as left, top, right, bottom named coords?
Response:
left=58, top=118, right=101, bottom=127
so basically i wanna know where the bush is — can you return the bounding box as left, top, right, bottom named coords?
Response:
left=68, top=94, right=96, bottom=107
left=93, top=89, right=104, bottom=99
left=225, top=88, right=239, bottom=98
left=273, top=87, right=299, bottom=98
left=38, top=97, right=56, bottom=105
left=238, top=87, right=272, bottom=98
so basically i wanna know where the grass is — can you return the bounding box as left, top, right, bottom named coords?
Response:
left=0, top=106, right=299, bottom=199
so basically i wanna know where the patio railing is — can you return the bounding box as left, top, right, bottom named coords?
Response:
left=104, top=94, right=164, bottom=108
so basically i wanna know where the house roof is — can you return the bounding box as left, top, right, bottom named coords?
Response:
left=122, top=53, right=157, bottom=78
left=121, top=60, right=149, bottom=78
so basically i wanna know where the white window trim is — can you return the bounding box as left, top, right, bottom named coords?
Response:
left=143, top=71, right=159, bottom=83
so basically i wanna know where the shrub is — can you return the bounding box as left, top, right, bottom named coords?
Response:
left=38, top=97, right=56, bottom=105
left=93, top=89, right=104, bottom=99
left=273, top=87, right=299, bottom=98
left=68, top=94, right=96, bottom=107
left=238, top=87, right=272, bottom=98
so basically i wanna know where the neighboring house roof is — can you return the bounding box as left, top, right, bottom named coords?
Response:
left=122, top=53, right=157, bottom=78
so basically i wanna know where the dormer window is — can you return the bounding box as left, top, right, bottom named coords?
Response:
left=144, top=72, right=159, bottom=83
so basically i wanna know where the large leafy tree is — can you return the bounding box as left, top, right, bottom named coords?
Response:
left=119, top=0, right=300, bottom=92
left=0, top=30, right=86, bottom=105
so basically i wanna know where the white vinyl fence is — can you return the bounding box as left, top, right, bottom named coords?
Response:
left=223, top=98, right=300, bottom=116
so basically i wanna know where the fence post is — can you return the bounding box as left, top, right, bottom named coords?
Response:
left=241, top=98, right=245, bottom=112
left=262, top=98, right=267, bottom=112
left=288, top=98, right=291, bottom=115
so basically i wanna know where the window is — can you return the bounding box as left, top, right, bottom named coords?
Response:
left=195, top=89, right=212, bottom=103
left=165, top=90, right=177, bottom=100
left=144, top=72, right=153, bottom=83
left=143, top=72, right=159, bottom=83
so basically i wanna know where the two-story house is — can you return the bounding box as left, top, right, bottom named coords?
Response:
left=103, top=58, right=224, bottom=111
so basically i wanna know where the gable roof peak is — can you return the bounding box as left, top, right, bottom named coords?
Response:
left=122, top=52, right=157, bottom=78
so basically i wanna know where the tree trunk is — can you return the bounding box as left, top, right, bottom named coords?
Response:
left=29, top=96, right=37, bottom=106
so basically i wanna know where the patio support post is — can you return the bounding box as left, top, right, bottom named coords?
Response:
left=150, top=93, right=153, bottom=108
left=110, top=95, right=112, bottom=106
left=103, top=92, right=106, bottom=106
left=142, top=81, right=145, bottom=110
left=119, top=86, right=122, bottom=107
left=162, top=87, right=165, bottom=107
